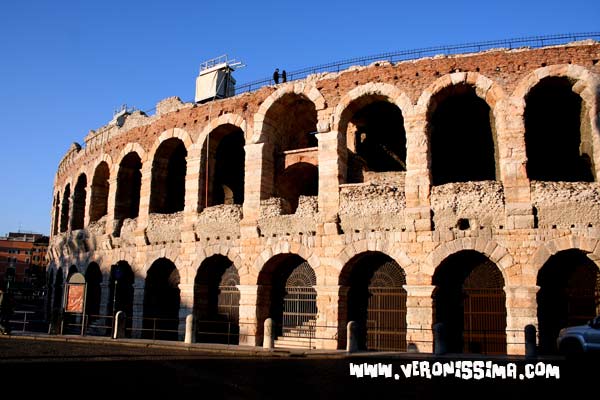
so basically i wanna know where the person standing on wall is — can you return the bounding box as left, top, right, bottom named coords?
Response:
left=273, top=68, right=280, bottom=84
left=281, top=70, right=287, bottom=83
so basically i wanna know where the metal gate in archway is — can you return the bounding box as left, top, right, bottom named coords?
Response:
left=217, top=264, right=240, bottom=332
left=366, top=261, right=407, bottom=351
left=281, top=262, right=317, bottom=338
left=462, top=261, right=506, bottom=355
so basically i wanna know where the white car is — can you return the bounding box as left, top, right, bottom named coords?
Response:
left=557, top=316, right=600, bottom=354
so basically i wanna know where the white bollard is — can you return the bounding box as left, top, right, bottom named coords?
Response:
left=263, top=318, right=274, bottom=349
left=185, top=314, right=194, bottom=344
left=347, top=321, right=358, bottom=353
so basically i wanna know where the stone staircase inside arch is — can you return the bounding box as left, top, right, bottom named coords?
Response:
left=274, top=319, right=317, bottom=349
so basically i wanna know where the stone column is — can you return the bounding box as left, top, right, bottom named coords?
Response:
left=241, top=143, right=274, bottom=237
left=403, top=285, right=435, bottom=353
left=135, top=162, right=152, bottom=232
left=316, top=131, right=345, bottom=225
left=403, top=114, right=432, bottom=232
left=496, top=98, right=534, bottom=229
left=83, top=178, right=93, bottom=228
left=182, top=151, right=202, bottom=242
left=105, top=176, right=118, bottom=236
left=178, top=283, right=195, bottom=341
left=237, top=285, right=260, bottom=346
left=314, top=285, right=341, bottom=350
left=504, top=285, right=539, bottom=355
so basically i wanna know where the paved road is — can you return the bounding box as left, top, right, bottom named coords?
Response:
left=0, top=336, right=596, bottom=399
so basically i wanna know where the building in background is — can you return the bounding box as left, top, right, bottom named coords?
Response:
left=0, top=232, right=49, bottom=289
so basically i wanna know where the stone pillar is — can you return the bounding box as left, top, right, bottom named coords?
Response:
left=504, top=285, right=539, bottom=355
left=182, top=151, right=202, bottom=242
left=135, top=163, right=152, bottom=231
left=316, top=131, right=344, bottom=224
left=242, top=143, right=274, bottom=229
left=83, top=178, right=93, bottom=228
left=496, top=98, right=534, bottom=229
left=237, top=285, right=259, bottom=346
left=403, top=115, right=432, bottom=232
left=314, top=285, right=341, bottom=350
left=403, top=285, right=435, bottom=353
left=131, top=276, right=145, bottom=339
left=178, top=283, right=195, bottom=341
left=105, top=176, right=118, bottom=236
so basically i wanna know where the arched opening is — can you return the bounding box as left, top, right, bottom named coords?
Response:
left=275, top=162, right=318, bottom=213
left=143, top=258, right=180, bottom=340
left=340, top=97, right=407, bottom=183
left=53, top=193, right=60, bottom=236
left=90, top=162, right=109, bottom=223
left=525, top=76, right=593, bottom=182
left=84, top=262, right=102, bottom=330
left=256, top=254, right=317, bottom=347
left=429, top=84, right=497, bottom=185
left=72, top=174, right=87, bottom=230
left=60, top=185, right=71, bottom=233
left=201, top=125, right=245, bottom=208
left=264, top=93, right=319, bottom=212
left=107, top=261, right=134, bottom=335
left=114, top=152, right=142, bottom=223
left=432, top=250, right=506, bottom=354
left=537, top=249, right=600, bottom=354
left=150, top=138, right=187, bottom=214
left=339, top=252, right=407, bottom=351
left=194, top=255, right=240, bottom=344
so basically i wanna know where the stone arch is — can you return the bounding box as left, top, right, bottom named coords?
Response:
left=146, top=128, right=193, bottom=166
left=251, top=83, right=326, bottom=144
left=530, top=235, right=600, bottom=275
left=426, top=238, right=513, bottom=285
left=52, top=191, right=61, bottom=236
left=418, top=72, right=506, bottom=185
left=196, top=113, right=247, bottom=147
left=513, top=65, right=600, bottom=181
left=186, top=245, right=243, bottom=285
left=250, top=241, right=321, bottom=284
left=334, top=240, right=414, bottom=282
left=332, top=82, right=413, bottom=132
left=112, top=142, right=147, bottom=176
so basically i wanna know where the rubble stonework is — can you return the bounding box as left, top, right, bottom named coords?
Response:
left=47, top=41, right=600, bottom=355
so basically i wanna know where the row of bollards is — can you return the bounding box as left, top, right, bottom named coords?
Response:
left=116, top=314, right=539, bottom=358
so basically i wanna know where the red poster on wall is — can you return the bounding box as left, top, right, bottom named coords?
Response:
left=65, top=285, right=85, bottom=313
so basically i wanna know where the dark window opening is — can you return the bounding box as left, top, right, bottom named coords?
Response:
left=150, top=138, right=187, bottom=214
left=60, top=185, right=71, bottom=233
left=114, top=153, right=142, bottom=222
left=275, top=162, right=318, bottom=214
left=90, top=162, right=110, bottom=223
left=525, top=77, right=593, bottom=182
left=71, top=174, right=87, bottom=230
left=344, top=99, right=407, bottom=183
left=430, top=85, right=496, bottom=185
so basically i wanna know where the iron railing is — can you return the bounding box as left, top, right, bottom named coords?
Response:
left=234, top=32, right=600, bottom=94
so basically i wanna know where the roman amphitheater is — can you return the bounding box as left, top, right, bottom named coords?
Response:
left=47, top=36, right=600, bottom=355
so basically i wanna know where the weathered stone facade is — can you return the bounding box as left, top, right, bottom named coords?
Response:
left=48, top=41, right=600, bottom=354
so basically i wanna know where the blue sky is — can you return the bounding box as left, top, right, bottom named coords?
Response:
left=0, top=0, right=598, bottom=236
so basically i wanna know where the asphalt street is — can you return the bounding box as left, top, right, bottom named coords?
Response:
left=0, top=336, right=597, bottom=399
